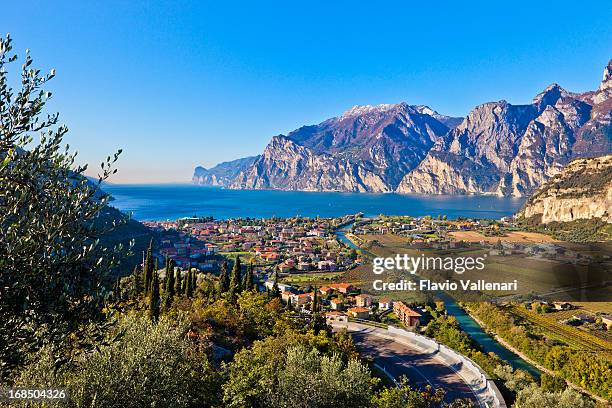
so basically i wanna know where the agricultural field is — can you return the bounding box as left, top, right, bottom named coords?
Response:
left=508, top=305, right=612, bottom=358
left=356, top=234, right=413, bottom=248
left=449, top=230, right=558, bottom=244
left=572, top=301, right=612, bottom=315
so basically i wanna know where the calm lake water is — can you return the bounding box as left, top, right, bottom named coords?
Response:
left=104, top=184, right=525, bottom=221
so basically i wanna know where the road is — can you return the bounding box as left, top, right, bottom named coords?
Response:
left=333, top=323, right=484, bottom=405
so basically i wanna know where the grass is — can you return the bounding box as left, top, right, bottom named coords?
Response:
left=281, top=271, right=343, bottom=285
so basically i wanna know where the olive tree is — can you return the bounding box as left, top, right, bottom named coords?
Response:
left=0, top=34, right=129, bottom=378
left=13, top=315, right=221, bottom=407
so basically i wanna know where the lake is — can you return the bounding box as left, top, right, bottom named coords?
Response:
left=104, top=184, right=525, bottom=221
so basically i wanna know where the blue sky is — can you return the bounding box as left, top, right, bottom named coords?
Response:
left=1, top=1, right=610, bottom=183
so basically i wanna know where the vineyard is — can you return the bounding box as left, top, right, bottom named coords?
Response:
left=509, top=306, right=612, bottom=358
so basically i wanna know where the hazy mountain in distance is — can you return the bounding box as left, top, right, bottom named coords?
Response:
left=193, top=156, right=260, bottom=186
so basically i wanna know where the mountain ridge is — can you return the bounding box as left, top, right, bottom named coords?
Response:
left=194, top=60, right=612, bottom=197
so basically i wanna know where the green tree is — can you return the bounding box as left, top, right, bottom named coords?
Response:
left=191, top=270, right=197, bottom=294
left=372, top=377, right=446, bottom=408
left=149, top=272, right=160, bottom=321
left=185, top=270, right=194, bottom=298
left=228, top=256, right=242, bottom=301
left=174, top=269, right=182, bottom=294
left=270, top=268, right=281, bottom=299
left=143, top=240, right=154, bottom=294
left=513, top=384, right=594, bottom=408
left=223, top=335, right=374, bottom=408
left=165, top=257, right=175, bottom=297
left=219, top=261, right=230, bottom=293
left=183, top=271, right=189, bottom=297
left=131, top=265, right=143, bottom=297
left=311, top=286, right=319, bottom=313
left=493, top=365, right=533, bottom=392
left=540, top=373, right=567, bottom=393
left=275, top=346, right=374, bottom=407
left=242, top=259, right=254, bottom=291
left=14, top=315, right=222, bottom=407
left=162, top=258, right=175, bottom=311
left=0, top=35, right=130, bottom=376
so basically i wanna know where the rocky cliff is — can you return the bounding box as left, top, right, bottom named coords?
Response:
left=518, top=155, right=612, bottom=224
left=195, top=60, right=612, bottom=196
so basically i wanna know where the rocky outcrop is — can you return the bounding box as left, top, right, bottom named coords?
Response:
left=518, top=155, right=612, bottom=223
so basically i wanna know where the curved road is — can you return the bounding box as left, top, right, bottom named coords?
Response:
left=332, top=322, right=488, bottom=406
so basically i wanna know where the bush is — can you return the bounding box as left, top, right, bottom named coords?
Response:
left=540, top=373, right=567, bottom=392
left=513, top=384, right=594, bottom=408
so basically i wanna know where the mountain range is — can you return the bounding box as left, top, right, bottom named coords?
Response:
left=194, top=60, right=612, bottom=197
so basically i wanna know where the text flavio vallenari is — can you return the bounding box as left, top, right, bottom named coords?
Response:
left=371, top=254, right=518, bottom=292
left=372, top=279, right=518, bottom=292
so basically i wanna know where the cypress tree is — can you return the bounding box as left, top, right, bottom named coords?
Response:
left=242, top=259, right=254, bottom=291
left=228, top=257, right=241, bottom=301
left=143, top=240, right=154, bottom=294
left=132, top=265, right=142, bottom=297
left=148, top=271, right=160, bottom=321
left=271, top=268, right=280, bottom=299
left=165, top=257, right=175, bottom=297
left=185, top=270, right=194, bottom=298
left=310, top=286, right=327, bottom=333
left=219, top=261, right=230, bottom=293
left=191, top=270, right=197, bottom=294
left=174, top=269, right=182, bottom=294
left=183, top=272, right=190, bottom=296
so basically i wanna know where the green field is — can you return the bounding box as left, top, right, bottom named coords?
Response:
left=281, top=271, right=343, bottom=285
